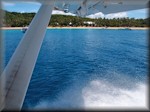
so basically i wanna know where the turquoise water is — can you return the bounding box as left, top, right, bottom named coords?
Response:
left=4, top=29, right=148, bottom=110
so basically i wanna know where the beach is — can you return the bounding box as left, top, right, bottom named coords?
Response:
left=1, top=26, right=149, bottom=30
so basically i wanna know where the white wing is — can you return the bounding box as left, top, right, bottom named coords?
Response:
left=53, top=0, right=149, bottom=17
left=87, top=0, right=149, bottom=15
left=60, top=0, right=149, bottom=17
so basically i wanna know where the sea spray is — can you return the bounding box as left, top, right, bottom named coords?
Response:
left=34, top=79, right=147, bottom=110
left=82, top=80, right=147, bottom=109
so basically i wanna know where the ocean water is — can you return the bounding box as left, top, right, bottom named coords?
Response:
left=4, top=29, right=148, bottom=110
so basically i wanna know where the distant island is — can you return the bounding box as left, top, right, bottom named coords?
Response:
left=1, top=10, right=150, bottom=27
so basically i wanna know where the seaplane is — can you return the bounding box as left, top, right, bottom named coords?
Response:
left=0, top=0, right=149, bottom=111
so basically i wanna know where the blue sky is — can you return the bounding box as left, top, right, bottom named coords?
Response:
left=2, top=2, right=149, bottom=19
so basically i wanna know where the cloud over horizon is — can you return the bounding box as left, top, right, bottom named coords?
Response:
left=105, top=12, right=128, bottom=19
left=52, top=10, right=128, bottom=19
left=52, top=10, right=76, bottom=16
left=87, top=12, right=128, bottom=19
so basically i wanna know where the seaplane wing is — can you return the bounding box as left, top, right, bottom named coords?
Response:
left=41, top=0, right=150, bottom=16
left=54, top=0, right=149, bottom=17
left=87, top=0, right=149, bottom=15
left=2, top=0, right=150, bottom=17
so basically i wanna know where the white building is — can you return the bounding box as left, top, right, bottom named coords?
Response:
left=83, top=21, right=95, bottom=26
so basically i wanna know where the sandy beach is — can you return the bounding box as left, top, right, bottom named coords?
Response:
left=48, top=27, right=149, bottom=30
left=1, top=26, right=149, bottom=30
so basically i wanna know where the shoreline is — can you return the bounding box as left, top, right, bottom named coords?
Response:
left=1, top=26, right=149, bottom=30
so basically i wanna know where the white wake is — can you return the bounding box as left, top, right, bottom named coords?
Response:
left=34, top=79, right=148, bottom=110
left=82, top=80, right=148, bottom=109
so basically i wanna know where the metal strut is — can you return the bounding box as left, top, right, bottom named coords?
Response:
left=0, top=2, right=54, bottom=110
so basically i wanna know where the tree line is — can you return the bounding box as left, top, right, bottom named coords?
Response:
left=2, top=10, right=149, bottom=27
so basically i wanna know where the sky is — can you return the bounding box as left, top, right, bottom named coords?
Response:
left=1, top=2, right=149, bottom=19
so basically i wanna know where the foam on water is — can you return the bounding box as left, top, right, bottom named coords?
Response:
left=34, top=79, right=148, bottom=110
left=82, top=80, right=148, bottom=109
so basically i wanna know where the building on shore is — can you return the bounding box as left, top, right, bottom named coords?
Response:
left=83, top=21, right=96, bottom=27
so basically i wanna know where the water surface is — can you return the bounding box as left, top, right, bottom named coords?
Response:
left=4, top=29, right=148, bottom=110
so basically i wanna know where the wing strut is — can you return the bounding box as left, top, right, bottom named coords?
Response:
left=0, top=2, right=54, bottom=110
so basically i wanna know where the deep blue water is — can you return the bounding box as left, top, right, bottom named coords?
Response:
left=4, top=29, right=148, bottom=109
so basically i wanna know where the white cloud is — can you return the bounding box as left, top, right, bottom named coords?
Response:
left=20, top=11, right=25, bottom=13
left=52, top=10, right=128, bottom=19
left=87, top=12, right=128, bottom=19
left=52, top=10, right=76, bottom=16
left=105, top=12, right=128, bottom=19
left=86, top=12, right=104, bottom=19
